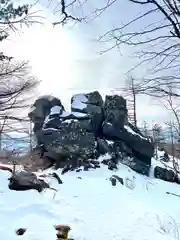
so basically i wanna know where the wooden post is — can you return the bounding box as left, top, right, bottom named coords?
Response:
left=54, top=225, right=71, bottom=240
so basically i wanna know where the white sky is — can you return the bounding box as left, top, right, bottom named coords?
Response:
left=0, top=0, right=171, bottom=124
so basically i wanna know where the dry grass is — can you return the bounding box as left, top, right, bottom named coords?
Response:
left=157, top=215, right=180, bottom=240
left=0, top=149, right=54, bottom=172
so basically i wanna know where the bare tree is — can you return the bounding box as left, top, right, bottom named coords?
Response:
left=161, top=120, right=180, bottom=176
left=1, top=116, right=35, bottom=154
left=0, top=1, right=41, bottom=151
left=157, top=86, right=180, bottom=140
left=44, top=0, right=85, bottom=25
left=0, top=61, right=38, bottom=115
left=159, top=87, right=180, bottom=165
left=112, top=76, right=142, bottom=126
left=0, top=0, right=41, bottom=120
left=152, top=123, right=164, bottom=159
left=0, top=65, right=38, bottom=155
left=165, top=121, right=176, bottom=160
left=124, top=77, right=138, bottom=126
left=47, top=0, right=180, bottom=97
left=141, top=121, right=149, bottom=137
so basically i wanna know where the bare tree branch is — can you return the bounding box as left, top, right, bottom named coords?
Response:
left=48, top=0, right=180, bottom=97
left=52, top=0, right=84, bottom=26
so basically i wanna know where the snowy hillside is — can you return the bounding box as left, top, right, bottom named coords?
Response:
left=1, top=156, right=180, bottom=240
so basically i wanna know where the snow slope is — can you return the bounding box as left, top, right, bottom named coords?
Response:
left=0, top=157, right=180, bottom=240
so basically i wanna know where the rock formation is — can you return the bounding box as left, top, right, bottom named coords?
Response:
left=29, top=91, right=155, bottom=176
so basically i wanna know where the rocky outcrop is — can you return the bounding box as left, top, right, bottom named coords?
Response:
left=29, top=95, right=64, bottom=122
left=103, top=95, right=128, bottom=128
left=101, top=94, right=154, bottom=176
left=71, top=91, right=104, bottom=137
left=103, top=123, right=153, bottom=163
left=102, top=95, right=154, bottom=165
left=38, top=103, right=96, bottom=167
left=29, top=92, right=155, bottom=177
left=39, top=120, right=96, bottom=168
left=28, top=95, right=64, bottom=144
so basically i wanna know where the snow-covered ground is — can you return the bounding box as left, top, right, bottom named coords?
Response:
left=0, top=155, right=180, bottom=240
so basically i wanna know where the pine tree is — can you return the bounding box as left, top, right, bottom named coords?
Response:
left=0, top=0, right=29, bottom=60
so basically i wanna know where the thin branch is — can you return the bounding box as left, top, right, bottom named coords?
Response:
left=52, top=0, right=83, bottom=26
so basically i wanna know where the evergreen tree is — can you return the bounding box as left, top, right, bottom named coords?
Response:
left=0, top=0, right=29, bottom=60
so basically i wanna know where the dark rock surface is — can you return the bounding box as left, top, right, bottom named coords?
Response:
left=110, top=175, right=124, bottom=185
left=71, top=91, right=104, bottom=137
left=103, top=95, right=128, bottom=128
left=102, top=120, right=153, bottom=165
left=28, top=95, right=64, bottom=145
left=8, top=170, right=50, bottom=192
left=154, top=166, right=177, bottom=183
left=39, top=121, right=96, bottom=166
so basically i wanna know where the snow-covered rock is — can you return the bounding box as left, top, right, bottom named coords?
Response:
left=39, top=120, right=96, bottom=169
left=71, top=93, right=88, bottom=110
left=102, top=95, right=154, bottom=175
left=28, top=95, right=65, bottom=145
left=29, top=92, right=155, bottom=178
left=71, top=91, right=104, bottom=137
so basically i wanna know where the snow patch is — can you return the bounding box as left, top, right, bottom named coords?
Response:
left=49, top=106, right=62, bottom=115
left=72, top=112, right=88, bottom=118
left=42, top=127, right=58, bottom=132
left=71, top=94, right=88, bottom=110
left=60, top=111, right=87, bottom=118
left=157, top=149, right=166, bottom=158
left=64, top=119, right=78, bottom=123
left=124, top=125, right=146, bottom=140
left=43, top=115, right=50, bottom=126
left=99, top=153, right=112, bottom=162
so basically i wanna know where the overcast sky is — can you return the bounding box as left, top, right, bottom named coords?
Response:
left=0, top=0, right=171, bottom=124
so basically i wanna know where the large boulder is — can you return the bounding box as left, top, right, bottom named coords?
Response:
left=127, top=157, right=150, bottom=176
left=71, top=91, right=104, bottom=137
left=110, top=140, right=133, bottom=158
left=103, top=122, right=154, bottom=165
left=8, top=170, right=50, bottom=192
left=28, top=95, right=64, bottom=144
left=127, top=122, right=145, bottom=138
left=154, top=166, right=177, bottom=183
left=104, top=95, right=128, bottom=128
left=38, top=110, right=96, bottom=168
left=102, top=95, right=154, bottom=165
left=28, top=93, right=154, bottom=176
